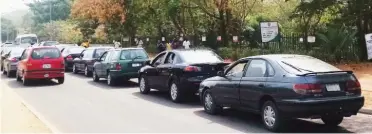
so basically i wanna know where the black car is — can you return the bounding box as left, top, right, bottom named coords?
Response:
left=138, top=49, right=229, bottom=102
left=198, top=54, right=364, bottom=132
left=72, top=46, right=114, bottom=76
left=62, top=46, right=86, bottom=70
left=2, top=47, right=25, bottom=77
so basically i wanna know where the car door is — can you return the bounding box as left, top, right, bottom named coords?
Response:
left=17, top=49, right=30, bottom=76
left=94, top=51, right=108, bottom=77
left=239, top=59, right=272, bottom=110
left=80, top=49, right=93, bottom=70
left=146, top=52, right=167, bottom=89
left=101, top=51, right=113, bottom=77
left=156, top=52, right=177, bottom=89
left=213, top=60, right=248, bottom=107
left=74, top=50, right=85, bottom=70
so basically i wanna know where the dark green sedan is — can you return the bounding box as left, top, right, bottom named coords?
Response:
left=92, top=48, right=149, bottom=86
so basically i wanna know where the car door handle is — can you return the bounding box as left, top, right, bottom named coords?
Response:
left=258, top=83, right=265, bottom=87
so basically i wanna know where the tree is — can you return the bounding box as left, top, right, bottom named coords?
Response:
left=1, top=18, right=17, bottom=42
left=27, top=0, right=71, bottom=24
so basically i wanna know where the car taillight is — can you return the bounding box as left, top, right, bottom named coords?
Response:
left=293, top=83, right=323, bottom=95
left=115, top=63, right=122, bottom=70
left=66, top=55, right=73, bottom=61
left=10, top=57, right=17, bottom=62
left=184, top=66, right=201, bottom=72
left=346, top=80, right=361, bottom=91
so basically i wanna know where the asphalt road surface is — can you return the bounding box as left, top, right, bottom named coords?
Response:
left=1, top=73, right=372, bottom=133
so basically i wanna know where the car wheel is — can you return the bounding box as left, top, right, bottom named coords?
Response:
left=16, top=71, right=22, bottom=81
left=139, top=75, right=150, bottom=94
left=169, top=81, right=184, bottom=103
left=2, top=69, right=7, bottom=75
left=203, top=89, right=223, bottom=115
left=321, top=115, right=343, bottom=127
left=6, top=69, right=12, bottom=77
left=57, top=77, right=65, bottom=84
left=0, top=65, right=3, bottom=71
left=22, top=75, right=30, bottom=86
left=92, top=69, right=99, bottom=82
left=107, top=73, right=115, bottom=86
left=261, top=101, right=283, bottom=132
left=72, top=64, right=78, bottom=74
left=84, top=66, right=92, bottom=77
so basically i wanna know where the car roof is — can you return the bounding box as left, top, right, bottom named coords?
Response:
left=87, top=46, right=114, bottom=50
left=29, top=46, right=60, bottom=50
left=112, top=47, right=144, bottom=51
left=242, top=54, right=311, bottom=60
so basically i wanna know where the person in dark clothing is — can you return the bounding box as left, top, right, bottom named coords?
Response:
left=156, top=40, right=165, bottom=53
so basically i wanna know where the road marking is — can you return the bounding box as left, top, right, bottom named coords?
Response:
left=1, top=82, right=61, bottom=133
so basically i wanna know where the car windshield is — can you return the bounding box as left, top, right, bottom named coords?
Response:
left=21, top=37, right=37, bottom=44
left=44, top=41, right=59, bottom=46
left=120, top=49, right=148, bottom=60
left=31, top=48, right=61, bottom=59
left=10, top=48, right=25, bottom=57
left=94, top=48, right=111, bottom=58
left=278, top=55, right=340, bottom=74
left=179, top=50, right=223, bottom=64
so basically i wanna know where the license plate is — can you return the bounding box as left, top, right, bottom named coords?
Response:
left=42, top=64, right=51, bottom=69
left=326, top=84, right=341, bottom=91
left=132, top=63, right=141, bottom=67
left=44, top=74, right=49, bottom=78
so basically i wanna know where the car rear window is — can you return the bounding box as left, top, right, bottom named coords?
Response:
left=31, top=48, right=61, bottom=59
left=94, top=48, right=111, bottom=58
left=10, top=48, right=25, bottom=57
left=67, top=47, right=85, bottom=54
left=179, top=50, right=223, bottom=64
left=120, top=49, right=148, bottom=60
left=278, top=55, right=340, bottom=74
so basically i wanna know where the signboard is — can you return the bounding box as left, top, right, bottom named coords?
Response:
left=202, top=36, right=206, bottom=42
left=217, top=36, right=222, bottom=41
left=260, top=22, right=280, bottom=42
left=233, top=36, right=238, bottom=42
left=365, top=33, right=372, bottom=60
left=161, top=37, right=165, bottom=41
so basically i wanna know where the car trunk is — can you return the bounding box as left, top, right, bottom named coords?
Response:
left=119, top=59, right=148, bottom=73
left=27, top=57, right=64, bottom=72
left=300, top=71, right=359, bottom=98
left=187, top=62, right=229, bottom=77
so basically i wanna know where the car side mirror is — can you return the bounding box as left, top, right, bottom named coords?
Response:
left=217, top=71, right=225, bottom=77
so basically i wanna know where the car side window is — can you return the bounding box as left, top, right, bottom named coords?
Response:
left=100, top=52, right=108, bottom=61
left=164, top=53, right=176, bottom=64
left=245, top=59, right=267, bottom=77
left=152, top=52, right=166, bottom=66
left=267, top=63, right=275, bottom=77
left=226, top=61, right=248, bottom=77
left=20, top=49, right=29, bottom=60
left=110, top=51, right=119, bottom=61
left=104, top=51, right=111, bottom=62
left=84, top=50, right=93, bottom=58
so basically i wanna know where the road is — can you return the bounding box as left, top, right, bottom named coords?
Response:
left=1, top=73, right=372, bottom=133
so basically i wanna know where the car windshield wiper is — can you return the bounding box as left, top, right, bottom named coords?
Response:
left=281, top=61, right=314, bottom=73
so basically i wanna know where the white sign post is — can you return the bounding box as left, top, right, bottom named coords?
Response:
left=260, top=22, right=279, bottom=42
left=365, top=33, right=372, bottom=60
left=202, top=36, right=206, bottom=42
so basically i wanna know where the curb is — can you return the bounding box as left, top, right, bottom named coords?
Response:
left=359, top=108, right=372, bottom=115
left=6, top=84, right=61, bottom=133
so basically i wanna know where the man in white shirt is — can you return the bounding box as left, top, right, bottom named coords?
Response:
left=182, top=38, right=191, bottom=49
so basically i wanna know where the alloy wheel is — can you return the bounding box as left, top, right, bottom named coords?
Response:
left=204, top=93, right=213, bottom=111
left=140, top=77, right=146, bottom=92
left=170, top=83, right=178, bottom=101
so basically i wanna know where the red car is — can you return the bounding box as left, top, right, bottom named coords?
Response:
left=16, top=46, right=65, bottom=85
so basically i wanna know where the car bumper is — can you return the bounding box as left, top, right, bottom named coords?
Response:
left=65, top=60, right=74, bottom=69
left=277, top=96, right=364, bottom=118
left=8, top=64, right=17, bottom=72
left=110, top=71, right=139, bottom=79
left=179, top=77, right=206, bottom=94
left=24, top=70, right=65, bottom=79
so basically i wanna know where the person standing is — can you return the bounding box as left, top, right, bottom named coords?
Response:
left=156, top=40, right=165, bottom=53
left=183, top=38, right=191, bottom=49
left=138, top=39, right=144, bottom=48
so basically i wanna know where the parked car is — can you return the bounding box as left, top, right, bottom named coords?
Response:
left=0, top=45, right=17, bottom=71
left=16, top=46, right=65, bottom=85
left=198, top=54, right=364, bottom=132
left=138, top=49, right=229, bottom=102
left=61, top=46, right=86, bottom=70
left=72, top=46, right=114, bottom=76
left=92, top=48, right=149, bottom=86
left=2, top=47, right=25, bottom=77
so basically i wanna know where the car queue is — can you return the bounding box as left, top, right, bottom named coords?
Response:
left=0, top=43, right=365, bottom=132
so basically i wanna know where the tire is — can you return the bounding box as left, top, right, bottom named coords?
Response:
left=261, top=101, right=283, bottom=132
left=139, top=75, right=150, bottom=94
left=72, top=64, right=78, bottom=74
left=2, top=69, right=6, bottom=75
left=107, top=73, right=115, bottom=86
left=321, top=115, right=343, bottom=127
left=0, top=65, right=3, bottom=71
left=169, top=80, right=184, bottom=103
left=92, top=69, right=99, bottom=82
left=22, top=76, right=30, bottom=86
left=16, top=70, right=22, bottom=81
left=6, top=69, right=12, bottom=78
left=57, top=77, right=65, bottom=84
left=203, top=89, right=223, bottom=115
left=84, top=65, right=92, bottom=77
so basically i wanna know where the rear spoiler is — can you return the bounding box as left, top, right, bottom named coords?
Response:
left=297, top=71, right=353, bottom=76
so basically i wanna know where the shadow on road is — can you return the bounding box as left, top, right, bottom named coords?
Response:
left=86, top=79, right=138, bottom=89
left=132, top=91, right=201, bottom=109
left=193, top=109, right=352, bottom=133
left=6, top=79, right=59, bottom=88
left=66, top=72, right=92, bottom=79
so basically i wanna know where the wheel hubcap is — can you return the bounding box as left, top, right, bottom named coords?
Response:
left=107, top=74, right=111, bottom=84
left=204, top=93, right=213, bottom=111
left=85, top=67, right=88, bottom=75
left=263, top=106, right=276, bottom=127
left=170, top=84, right=178, bottom=100
left=73, top=65, right=76, bottom=72
left=140, top=77, right=145, bottom=91
left=93, top=71, right=96, bottom=79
